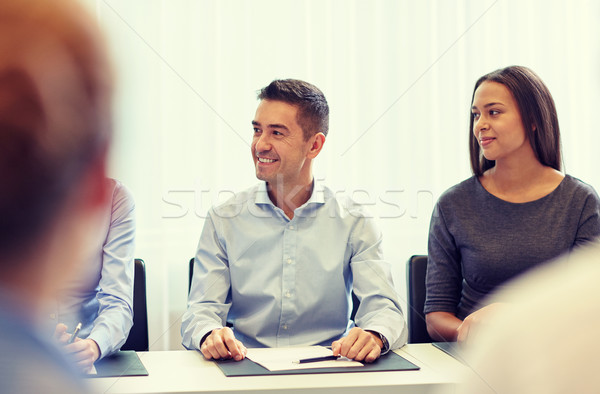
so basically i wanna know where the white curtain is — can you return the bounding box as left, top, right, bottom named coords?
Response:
left=83, top=0, right=600, bottom=350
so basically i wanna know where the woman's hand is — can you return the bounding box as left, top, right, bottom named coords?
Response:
left=457, top=303, right=506, bottom=342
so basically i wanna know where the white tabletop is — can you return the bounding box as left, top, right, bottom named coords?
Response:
left=89, top=343, right=468, bottom=394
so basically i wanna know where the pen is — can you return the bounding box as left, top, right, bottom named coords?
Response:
left=296, top=355, right=340, bottom=364
left=68, top=322, right=82, bottom=344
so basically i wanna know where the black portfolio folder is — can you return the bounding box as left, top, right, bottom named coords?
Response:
left=216, top=351, right=419, bottom=377
left=87, top=350, right=149, bottom=378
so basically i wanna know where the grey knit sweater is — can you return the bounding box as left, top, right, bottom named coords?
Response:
left=425, top=175, right=600, bottom=319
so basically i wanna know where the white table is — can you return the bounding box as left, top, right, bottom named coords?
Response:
left=90, top=343, right=468, bottom=394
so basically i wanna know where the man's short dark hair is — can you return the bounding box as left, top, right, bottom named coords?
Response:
left=257, top=79, right=329, bottom=140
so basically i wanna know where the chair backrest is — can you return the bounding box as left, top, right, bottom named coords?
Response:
left=350, top=293, right=359, bottom=322
left=406, top=255, right=432, bottom=343
left=188, top=257, right=194, bottom=294
left=121, top=258, right=149, bottom=351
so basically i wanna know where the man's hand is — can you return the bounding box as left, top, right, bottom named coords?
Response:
left=65, top=338, right=100, bottom=373
left=54, top=323, right=71, bottom=343
left=331, top=327, right=383, bottom=363
left=200, top=327, right=247, bottom=361
left=457, top=302, right=505, bottom=342
left=54, top=323, right=100, bottom=373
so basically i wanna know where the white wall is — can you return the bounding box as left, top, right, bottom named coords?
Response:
left=84, top=0, right=600, bottom=350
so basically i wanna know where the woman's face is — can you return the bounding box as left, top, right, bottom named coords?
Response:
left=471, top=81, right=532, bottom=163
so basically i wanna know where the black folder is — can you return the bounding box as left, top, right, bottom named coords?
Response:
left=86, top=350, right=149, bottom=378
left=216, top=351, right=419, bottom=377
left=432, top=341, right=465, bottom=363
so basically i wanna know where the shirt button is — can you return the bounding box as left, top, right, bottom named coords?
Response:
left=289, top=225, right=294, bottom=230
left=282, top=324, right=288, bottom=330
left=287, top=258, right=292, bottom=265
left=285, top=291, right=291, bottom=298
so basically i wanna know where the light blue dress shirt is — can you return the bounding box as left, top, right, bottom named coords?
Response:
left=51, top=178, right=135, bottom=359
left=182, top=180, right=407, bottom=351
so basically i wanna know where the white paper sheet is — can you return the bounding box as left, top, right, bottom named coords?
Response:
left=246, top=346, right=363, bottom=371
left=86, top=365, right=98, bottom=375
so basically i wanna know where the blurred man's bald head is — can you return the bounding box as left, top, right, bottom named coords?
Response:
left=0, top=0, right=113, bottom=260
left=0, top=3, right=115, bottom=392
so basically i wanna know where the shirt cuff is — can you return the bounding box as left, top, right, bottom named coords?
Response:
left=88, top=332, right=108, bottom=360
left=199, top=331, right=212, bottom=347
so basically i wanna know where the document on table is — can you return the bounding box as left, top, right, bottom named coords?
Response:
left=246, top=346, right=363, bottom=371
left=86, top=365, right=98, bottom=375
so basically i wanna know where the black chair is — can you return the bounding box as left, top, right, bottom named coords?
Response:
left=121, top=258, right=149, bottom=351
left=406, top=255, right=432, bottom=343
left=188, top=257, right=360, bottom=321
left=188, top=257, right=194, bottom=294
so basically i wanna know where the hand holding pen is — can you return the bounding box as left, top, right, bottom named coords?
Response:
left=53, top=322, right=76, bottom=344
left=55, top=322, right=101, bottom=373
left=68, top=322, right=82, bottom=344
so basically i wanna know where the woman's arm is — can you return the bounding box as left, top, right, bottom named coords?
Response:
left=425, top=311, right=461, bottom=341
left=425, top=200, right=463, bottom=342
left=427, top=303, right=507, bottom=342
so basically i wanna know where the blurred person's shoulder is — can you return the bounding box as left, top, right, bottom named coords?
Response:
left=0, top=305, right=88, bottom=393
left=456, top=241, right=600, bottom=394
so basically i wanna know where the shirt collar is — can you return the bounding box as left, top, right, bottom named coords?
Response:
left=254, top=179, right=327, bottom=208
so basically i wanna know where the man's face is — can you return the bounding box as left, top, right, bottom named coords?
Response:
left=251, top=99, right=314, bottom=188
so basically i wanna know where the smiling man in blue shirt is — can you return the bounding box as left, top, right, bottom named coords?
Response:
left=182, top=79, right=407, bottom=362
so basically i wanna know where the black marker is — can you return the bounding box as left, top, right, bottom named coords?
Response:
left=296, top=355, right=340, bottom=364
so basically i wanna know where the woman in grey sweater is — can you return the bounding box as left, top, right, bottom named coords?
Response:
left=424, top=66, right=600, bottom=342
